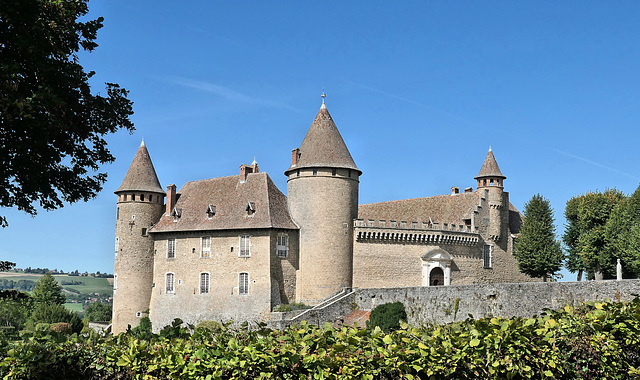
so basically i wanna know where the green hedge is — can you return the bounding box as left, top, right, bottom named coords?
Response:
left=2, top=299, right=640, bottom=379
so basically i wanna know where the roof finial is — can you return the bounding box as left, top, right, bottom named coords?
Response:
left=252, top=157, right=257, bottom=165
left=488, top=145, right=492, bottom=152
left=320, top=88, right=327, bottom=109
left=141, top=138, right=146, bottom=147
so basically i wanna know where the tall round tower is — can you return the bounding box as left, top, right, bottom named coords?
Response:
left=285, top=95, right=361, bottom=304
left=474, top=147, right=506, bottom=242
left=112, top=140, right=165, bottom=333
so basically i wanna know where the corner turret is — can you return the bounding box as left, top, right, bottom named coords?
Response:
left=475, top=147, right=507, bottom=242
left=113, top=140, right=165, bottom=333
left=286, top=95, right=361, bottom=304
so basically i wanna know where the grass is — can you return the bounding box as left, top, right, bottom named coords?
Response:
left=0, top=273, right=112, bottom=296
left=64, top=302, right=84, bottom=313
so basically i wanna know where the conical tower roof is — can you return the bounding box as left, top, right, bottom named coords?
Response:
left=285, top=100, right=360, bottom=175
left=474, top=147, right=506, bottom=180
left=115, top=140, right=164, bottom=194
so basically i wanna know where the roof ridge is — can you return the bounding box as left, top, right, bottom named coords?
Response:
left=359, top=192, right=476, bottom=207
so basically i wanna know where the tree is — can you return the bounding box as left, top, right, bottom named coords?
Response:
left=0, top=0, right=134, bottom=227
left=84, top=301, right=111, bottom=323
left=563, top=189, right=625, bottom=279
left=0, top=261, right=15, bottom=272
left=32, top=272, right=65, bottom=305
left=515, top=194, right=564, bottom=281
left=604, top=184, right=640, bottom=278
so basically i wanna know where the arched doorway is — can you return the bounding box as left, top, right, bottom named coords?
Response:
left=430, top=267, right=444, bottom=286
left=421, top=249, right=452, bottom=286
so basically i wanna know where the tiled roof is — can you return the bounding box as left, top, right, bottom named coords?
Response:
left=115, top=141, right=164, bottom=194
left=286, top=105, right=360, bottom=174
left=475, top=148, right=506, bottom=180
left=150, top=172, right=298, bottom=233
left=358, top=193, right=479, bottom=226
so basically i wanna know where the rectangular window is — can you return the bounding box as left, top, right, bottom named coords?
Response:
left=115, top=237, right=119, bottom=256
left=239, top=272, right=249, bottom=295
left=166, top=273, right=175, bottom=294
left=200, top=273, right=210, bottom=294
left=379, top=220, right=386, bottom=228
left=277, top=235, right=288, bottom=258
left=201, top=237, right=211, bottom=258
left=332, top=168, right=336, bottom=176
left=483, top=244, right=492, bottom=269
left=167, top=238, right=176, bottom=259
left=240, top=235, right=250, bottom=257
left=141, top=228, right=147, bottom=236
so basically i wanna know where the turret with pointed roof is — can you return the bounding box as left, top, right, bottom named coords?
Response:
left=112, top=140, right=165, bottom=334
left=475, top=147, right=506, bottom=189
left=115, top=140, right=164, bottom=194
left=285, top=96, right=360, bottom=176
left=286, top=95, right=360, bottom=304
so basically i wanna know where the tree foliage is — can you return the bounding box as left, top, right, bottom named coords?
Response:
left=83, top=301, right=111, bottom=323
left=0, top=0, right=134, bottom=227
left=367, top=301, right=407, bottom=332
left=563, top=190, right=626, bottom=279
left=604, top=185, right=640, bottom=278
left=32, top=273, right=65, bottom=305
left=515, top=194, right=563, bottom=280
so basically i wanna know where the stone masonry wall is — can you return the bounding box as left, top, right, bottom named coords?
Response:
left=354, top=280, right=640, bottom=326
left=149, top=229, right=274, bottom=331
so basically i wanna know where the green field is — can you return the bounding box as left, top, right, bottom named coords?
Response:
left=0, top=272, right=113, bottom=312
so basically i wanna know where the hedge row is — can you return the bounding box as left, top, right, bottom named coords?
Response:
left=2, top=299, right=640, bottom=379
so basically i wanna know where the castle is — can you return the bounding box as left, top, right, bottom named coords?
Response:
left=112, top=97, right=534, bottom=333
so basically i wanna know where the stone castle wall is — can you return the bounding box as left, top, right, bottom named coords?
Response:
left=287, top=167, right=359, bottom=304
left=149, top=229, right=276, bottom=331
left=113, top=194, right=164, bottom=333
left=354, top=280, right=640, bottom=326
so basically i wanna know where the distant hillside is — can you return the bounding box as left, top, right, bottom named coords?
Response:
left=0, top=272, right=113, bottom=313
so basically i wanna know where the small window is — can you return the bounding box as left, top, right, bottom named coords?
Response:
left=332, top=168, right=336, bottom=176
left=277, top=234, right=288, bottom=258
left=400, top=221, right=407, bottom=228
left=114, top=274, right=118, bottom=290
left=379, top=220, right=386, bottom=228
left=141, top=228, right=147, bottom=236
left=116, top=207, right=119, bottom=220
left=200, top=273, right=210, bottom=294
left=246, top=202, right=255, bottom=216
left=296, top=170, right=300, bottom=177
left=240, top=235, right=251, bottom=257
left=115, top=237, right=119, bottom=256
left=367, top=219, right=375, bottom=227
left=201, top=236, right=211, bottom=258
left=239, top=272, right=249, bottom=295
left=206, top=204, right=216, bottom=218
left=166, top=273, right=175, bottom=294
left=140, top=194, right=145, bottom=201
left=411, top=222, right=418, bottom=229
left=167, top=238, right=176, bottom=259
left=149, top=195, right=153, bottom=202
left=483, top=244, right=492, bottom=269
left=132, top=194, right=136, bottom=201
left=313, top=169, right=318, bottom=176
left=390, top=221, right=397, bottom=228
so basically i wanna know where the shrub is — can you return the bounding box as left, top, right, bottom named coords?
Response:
left=129, top=316, right=153, bottom=340
left=367, top=301, right=407, bottom=332
left=195, top=320, right=225, bottom=334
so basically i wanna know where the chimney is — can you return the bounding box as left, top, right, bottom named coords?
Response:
left=240, top=163, right=256, bottom=182
left=451, top=186, right=460, bottom=195
left=464, top=187, right=473, bottom=193
left=291, top=148, right=300, bottom=166
left=166, top=184, right=177, bottom=215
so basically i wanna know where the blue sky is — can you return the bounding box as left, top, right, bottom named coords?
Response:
left=2, top=2, right=640, bottom=280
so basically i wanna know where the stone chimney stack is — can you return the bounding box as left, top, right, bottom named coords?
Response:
left=166, top=184, right=177, bottom=215
left=451, top=186, right=460, bottom=195
left=291, top=148, right=300, bottom=167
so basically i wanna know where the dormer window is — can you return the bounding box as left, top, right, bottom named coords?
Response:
left=246, top=202, right=256, bottom=216
left=206, top=204, right=216, bottom=219
left=171, top=207, right=182, bottom=221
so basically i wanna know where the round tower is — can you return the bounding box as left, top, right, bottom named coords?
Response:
left=285, top=95, right=361, bottom=304
left=474, top=147, right=506, bottom=242
left=112, top=140, right=165, bottom=333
